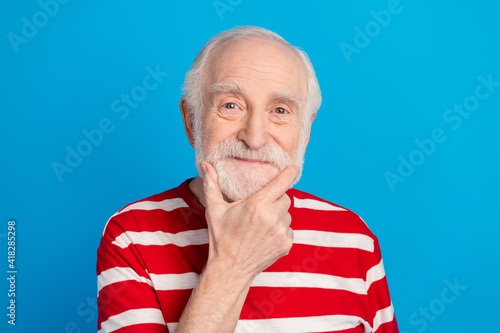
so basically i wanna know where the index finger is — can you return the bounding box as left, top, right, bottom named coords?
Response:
left=250, top=164, right=300, bottom=202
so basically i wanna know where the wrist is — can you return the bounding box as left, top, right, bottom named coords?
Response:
left=202, top=257, right=254, bottom=292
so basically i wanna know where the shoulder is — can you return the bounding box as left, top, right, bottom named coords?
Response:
left=287, top=188, right=376, bottom=239
left=101, top=186, right=189, bottom=238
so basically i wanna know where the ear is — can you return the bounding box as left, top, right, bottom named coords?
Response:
left=302, top=112, right=317, bottom=152
left=179, top=97, right=195, bottom=148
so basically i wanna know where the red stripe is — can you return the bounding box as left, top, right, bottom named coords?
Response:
left=240, top=287, right=371, bottom=320
left=98, top=281, right=159, bottom=328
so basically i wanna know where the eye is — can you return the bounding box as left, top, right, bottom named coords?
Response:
left=273, top=107, right=289, bottom=114
left=218, top=101, right=244, bottom=117
left=223, top=102, right=239, bottom=109
left=269, top=106, right=292, bottom=124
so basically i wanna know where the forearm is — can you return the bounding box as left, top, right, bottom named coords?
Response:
left=175, top=260, right=253, bottom=333
left=174, top=163, right=297, bottom=332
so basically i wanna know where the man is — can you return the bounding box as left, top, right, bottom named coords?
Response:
left=97, top=26, right=399, bottom=332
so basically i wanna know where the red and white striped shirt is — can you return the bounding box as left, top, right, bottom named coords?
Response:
left=97, top=179, right=399, bottom=332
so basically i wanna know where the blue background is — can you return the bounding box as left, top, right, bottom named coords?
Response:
left=1, top=0, right=499, bottom=332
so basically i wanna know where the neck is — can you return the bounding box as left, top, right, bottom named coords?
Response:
left=188, top=175, right=207, bottom=207
left=188, top=174, right=236, bottom=205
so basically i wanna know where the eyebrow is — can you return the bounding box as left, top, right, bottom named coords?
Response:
left=210, top=80, right=303, bottom=110
left=269, top=90, right=302, bottom=110
left=210, top=80, right=246, bottom=99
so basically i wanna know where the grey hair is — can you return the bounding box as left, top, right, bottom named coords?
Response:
left=182, top=26, right=322, bottom=145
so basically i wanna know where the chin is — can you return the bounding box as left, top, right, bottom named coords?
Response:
left=215, top=159, right=280, bottom=201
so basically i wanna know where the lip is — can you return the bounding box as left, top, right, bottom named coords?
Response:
left=233, top=157, right=271, bottom=165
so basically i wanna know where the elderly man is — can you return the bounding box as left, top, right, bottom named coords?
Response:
left=97, top=26, right=399, bottom=333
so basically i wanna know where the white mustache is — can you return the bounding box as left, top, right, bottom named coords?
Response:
left=206, top=138, right=292, bottom=169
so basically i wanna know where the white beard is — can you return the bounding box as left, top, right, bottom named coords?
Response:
left=195, top=137, right=305, bottom=202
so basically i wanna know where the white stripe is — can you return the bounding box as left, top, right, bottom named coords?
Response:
left=97, top=267, right=151, bottom=292
left=98, top=308, right=166, bottom=333
left=235, top=314, right=371, bottom=333
left=167, top=315, right=372, bottom=333
left=149, top=272, right=199, bottom=290
left=102, top=197, right=189, bottom=235
left=294, top=197, right=347, bottom=211
left=112, top=229, right=208, bottom=249
left=251, top=272, right=367, bottom=295
left=365, top=259, right=386, bottom=291
left=111, top=229, right=374, bottom=252
left=373, top=303, right=395, bottom=332
left=119, top=197, right=189, bottom=215
left=294, top=230, right=374, bottom=252
left=147, top=271, right=365, bottom=294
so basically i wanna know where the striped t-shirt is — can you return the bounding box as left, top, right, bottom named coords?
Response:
left=97, top=179, right=399, bottom=332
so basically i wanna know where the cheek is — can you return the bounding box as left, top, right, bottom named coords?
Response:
left=273, top=128, right=301, bottom=155
left=203, top=117, right=240, bottom=149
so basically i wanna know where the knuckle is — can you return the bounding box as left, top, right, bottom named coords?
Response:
left=279, top=194, right=291, bottom=209
left=281, top=212, right=292, bottom=227
left=244, top=200, right=260, bottom=215
left=280, top=235, right=293, bottom=255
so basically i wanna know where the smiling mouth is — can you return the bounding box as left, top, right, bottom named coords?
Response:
left=232, top=157, right=271, bottom=165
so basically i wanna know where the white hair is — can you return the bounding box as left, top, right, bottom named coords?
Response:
left=182, top=26, right=322, bottom=151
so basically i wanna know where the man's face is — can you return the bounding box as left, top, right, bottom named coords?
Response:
left=195, top=38, right=310, bottom=201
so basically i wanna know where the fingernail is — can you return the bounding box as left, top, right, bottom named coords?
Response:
left=200, top=163, right=207, bottom=177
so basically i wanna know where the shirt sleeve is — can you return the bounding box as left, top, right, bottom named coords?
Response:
left=96, top=216, right=168, bottom=333
left=365, top=237, right=399, bottom=333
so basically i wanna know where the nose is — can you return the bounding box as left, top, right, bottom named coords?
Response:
left=237, top=109, right=270, bottom=150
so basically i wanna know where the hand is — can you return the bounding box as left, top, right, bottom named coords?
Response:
left=201, top=162, right=299, bottom=282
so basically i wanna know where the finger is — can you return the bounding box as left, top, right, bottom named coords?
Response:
left=274, top=193, right=292, bottom=218
left=283, top=212, right=292, bottom=228
left=251, top=165, right=299, bottom=203
left=286, top=226, right=294, bottom=245
left=201, top=162, right=225, bottom=208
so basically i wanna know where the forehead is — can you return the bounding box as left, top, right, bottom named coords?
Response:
left=205, top=38, right=308, bottom=100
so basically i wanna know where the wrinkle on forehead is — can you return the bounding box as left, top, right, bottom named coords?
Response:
left=205, top=37, right=308, bottom=99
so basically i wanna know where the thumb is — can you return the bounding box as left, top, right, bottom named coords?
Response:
left=201, top=161, right=225, bottom=208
